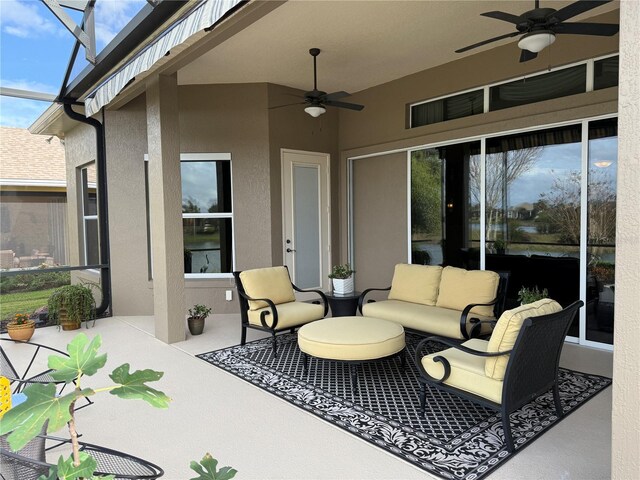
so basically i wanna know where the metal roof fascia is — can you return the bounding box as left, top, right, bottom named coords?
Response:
left=62, top=0, right=189, bottom=101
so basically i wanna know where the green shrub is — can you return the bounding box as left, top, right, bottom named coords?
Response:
left=0, top=271, right=70, bottom=294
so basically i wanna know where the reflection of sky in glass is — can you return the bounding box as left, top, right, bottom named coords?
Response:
left=181, top=162, right=217, bottom=212
left=510, top=143, right=581, bottom=207
left=589, top=137, right=618, bottom=187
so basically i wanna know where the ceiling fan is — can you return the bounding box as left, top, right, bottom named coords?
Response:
left=277, top=48, right=364, bottom=117
left=455, top=0, right=619, bottom=62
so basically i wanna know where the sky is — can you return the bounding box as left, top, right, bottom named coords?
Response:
left=0, top=0, right=146, bottom=129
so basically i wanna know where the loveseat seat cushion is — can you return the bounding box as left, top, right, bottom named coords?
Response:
left=485, top=298, right=562, bottom=380
left=422, top=338, right=503, bottom=404
left=362, top=300, right=493, bottom=339
left=436, top=266, right=500, bottom=317
left=248, top=301, right=324, bottom=330
left=240, top=266, right=296, bottom=310
left=388, top=263, right=443, bottom=306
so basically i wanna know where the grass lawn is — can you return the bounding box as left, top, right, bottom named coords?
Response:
left=0, top=288, right=56, bottom=321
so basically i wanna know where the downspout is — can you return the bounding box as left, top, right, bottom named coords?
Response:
left=63, top=103, right=112, bottom=317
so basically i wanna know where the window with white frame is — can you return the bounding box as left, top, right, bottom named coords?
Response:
left=80, top=163, right=99, bottom=266
left=181, top=153, right=234, bottom=276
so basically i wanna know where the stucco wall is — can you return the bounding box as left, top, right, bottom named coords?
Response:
left=104, top=94, right=153, bottom=315
left=611, top=1, right=640, bottom=478
left=352, top=152, right=407, bottom=294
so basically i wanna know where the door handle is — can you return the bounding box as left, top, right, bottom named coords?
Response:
left=286, top=248, right=296, bottom=253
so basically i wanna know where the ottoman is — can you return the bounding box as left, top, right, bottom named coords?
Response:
left=297, top=316, right=406, bottom=393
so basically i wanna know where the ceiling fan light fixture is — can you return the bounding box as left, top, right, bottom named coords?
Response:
left=304, top=105, right=326, bottom=117
left=518, top=31, right=556, bottom=53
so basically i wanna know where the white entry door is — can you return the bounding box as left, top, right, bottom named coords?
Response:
left=282, top=149, right=330, bottom=293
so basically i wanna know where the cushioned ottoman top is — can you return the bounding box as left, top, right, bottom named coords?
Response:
left=298, top=316, right=405, bottom=361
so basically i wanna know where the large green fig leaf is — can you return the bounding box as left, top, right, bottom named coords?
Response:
left=38, top=453, right=115, bottom=480
left=190, top=453, right=237, bottom=480
left=0, top=384, right=93, bottom=451
left=109, top=364, right=171, bottom=408
left=48, top=333, right=107, bottom=383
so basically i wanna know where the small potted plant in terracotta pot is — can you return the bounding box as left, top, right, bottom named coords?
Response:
left=6, top=313, right=36, bottom=342
left=187, top=304, right=212, bottom=335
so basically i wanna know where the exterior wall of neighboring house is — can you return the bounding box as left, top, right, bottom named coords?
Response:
left=337, top=22, right=619, bottom=290
left=63, top=83, right=339, bottom=315
left=0, top=127, right=69, bottom=268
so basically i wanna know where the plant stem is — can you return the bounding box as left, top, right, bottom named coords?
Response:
left=68, top=398, right=81, bottom=467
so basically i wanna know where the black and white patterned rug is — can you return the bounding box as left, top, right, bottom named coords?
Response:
left=196, top=333, right=611, bottom=480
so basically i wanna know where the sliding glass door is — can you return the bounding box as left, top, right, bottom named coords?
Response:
left=408, top=117, right=617, bottom=348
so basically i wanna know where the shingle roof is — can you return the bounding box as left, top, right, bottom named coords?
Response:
left=0, top=126, right=66, bottom=184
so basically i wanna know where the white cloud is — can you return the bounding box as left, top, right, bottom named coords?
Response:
left=0, top=0, right=59, bottom=38
left=95, top=0, right=145, bottom=47
left=0, top=78, right=57, bottom=128
left=0, top=96, right=51, bottom=129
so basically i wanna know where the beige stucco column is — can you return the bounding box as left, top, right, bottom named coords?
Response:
left=146, top=73, right=186, bottom=344
left=611, top=1, right=640, bottom=478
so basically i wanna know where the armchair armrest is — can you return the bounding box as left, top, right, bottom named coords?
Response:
left=459, top=298, right=498, bottom=339
left=357, top=286, right=391, bottom=314
left=291, top=284, right=329, bottom=317
left=414, top=335, right=512, bottom=384
left=235, top=289, right=280, bottom=329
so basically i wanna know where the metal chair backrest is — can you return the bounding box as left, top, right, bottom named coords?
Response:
left=494, top=271, right=511, bottom=318
left=502, top=300, right=583, bottom=412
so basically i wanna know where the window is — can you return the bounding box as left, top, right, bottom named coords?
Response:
left=181, top=154, right=233, bottom=276
left=593, top=55, right=619, bottom=90
left=80, top=163, right=99, bottom=266
left=410, top=89, right=483, bottom=128
left=489, top=64, right=586, bottom=111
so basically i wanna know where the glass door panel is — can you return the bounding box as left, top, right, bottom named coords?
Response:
left=293, top=164, right=321, bottom=289
left=485, top=125, right=582, bottom=311
left=586, top=118, right=617, bottom=345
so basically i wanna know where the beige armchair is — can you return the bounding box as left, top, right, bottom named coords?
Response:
left=234, top=266, right=328, bottom=356
left=414, top=299, right=583, bottom=452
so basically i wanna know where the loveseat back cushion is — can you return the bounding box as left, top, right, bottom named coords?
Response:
left=435, top=266, right=500, bottom=317
left=239, top=266, right=296, bottom=311
left=485, top=298, right=562, bottom=380
left=388, top=264, right=443, bottom=306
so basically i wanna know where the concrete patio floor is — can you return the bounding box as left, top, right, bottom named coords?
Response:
left=2, top=314, right=613, bottom=479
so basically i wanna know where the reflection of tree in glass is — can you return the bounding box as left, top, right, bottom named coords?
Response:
left=470, top=147, right=541, bottom=242
left=537, top=169, right=615, bottom=247
left=411, top=150, right=441, bottom=238
left=182, top=198, right=200, bottom=213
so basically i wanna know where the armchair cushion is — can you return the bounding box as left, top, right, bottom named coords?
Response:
left=485, top=298, right=562, bottom=380
left=388, top=264, right=443, bottom=306
left=240, top=266, right=296, bottom=310
left=421, top=338, right=503, bottom=404
left=247, top=301, right=324, bottom=330
left=436, top=266, right=500, bottom=317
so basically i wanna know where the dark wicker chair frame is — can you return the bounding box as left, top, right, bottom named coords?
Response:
left=414, top=300, right=583, bottom=453
left=233, top=267, right=328, bottom=356
left=358, top=271, right=510, bottom=339
left=0, top=338, right=93, bottom=412
left=0, top=435, right=164, bottom=480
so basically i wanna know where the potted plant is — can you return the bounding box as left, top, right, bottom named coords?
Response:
left=329, top=263, right=355, bottom=294
left=493, top=238, right=506, bottom=255
left=6, top=313, right=36, bottom=342
left=517, top=285, right=549, bottom=305
left=187, top=304, right=212, bottom=335
left=47, top=283, right=97, bottom=331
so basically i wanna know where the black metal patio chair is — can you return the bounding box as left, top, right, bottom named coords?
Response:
left=0, top=435, right=164, bottom=480
left=414, top=299, right=583, bottom=453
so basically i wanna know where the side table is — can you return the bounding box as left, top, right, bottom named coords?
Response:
left=325, top=291, right=362, bottom=317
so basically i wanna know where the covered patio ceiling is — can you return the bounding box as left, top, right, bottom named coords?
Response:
left=177, top=0, right=620, bottom=94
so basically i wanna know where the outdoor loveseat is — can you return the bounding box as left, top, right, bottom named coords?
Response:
left=358, top=264, right=509, bottom=339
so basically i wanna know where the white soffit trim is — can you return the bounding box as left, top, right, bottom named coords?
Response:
left=85, top=0, right=242, bottom=117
